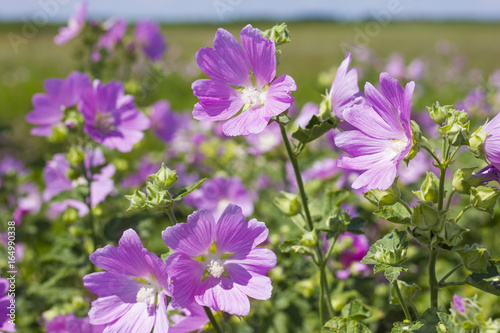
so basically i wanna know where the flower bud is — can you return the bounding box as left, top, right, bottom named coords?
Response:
left=457, top=244, right=491, bottom=273
left=274, top=191, right=302, bottom=216
left=125, top=190, right=147, bottom=211
left=468, top=125, right=487, bottom=160
left=49, top=124, right=68, bottom=142
left=452, top=167, right=479, bottom=194
left=470, top=186, right=500, bottom=216
left=371, top=182, right=401, bottom=208
left=413, top=172, right=439, bottom=202
left=435, top=220, right=467, bottom=247
left=427, top=102, right=452, bottom=125
left=66, top=146, right=85, bottom=165
left=150, top=163, right=178, bottom=190
left=261, top=23, right=291, bottom=46
left=300, top=230, right=317, bottom=247
left=411, top=201, right=441, bottom=230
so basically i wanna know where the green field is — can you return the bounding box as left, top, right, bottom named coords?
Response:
left=1, top=21, right=500, bottom=159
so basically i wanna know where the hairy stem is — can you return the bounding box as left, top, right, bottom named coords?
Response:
left=280, top=123, right=330, bottom=323
left=392, top=280, right=412, bottom=321
left=428, top=250, right=439, bottom=308
left=204, top=307, right=222, bottom=333
left=438, top=263, right=464, bottom=286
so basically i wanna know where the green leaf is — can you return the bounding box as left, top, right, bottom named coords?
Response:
left=347, top=217, right=367, bottom=235
left=465, top=259, right=500, bottom=296
left=391, top=308, right=440, bottom=332
left=322, top=317, right=371, bottom=332
left=436, top=312, right=463, bottom=333
left=374, top=203, right=411, bottom=225
left=341, top=300, right=372, bottom=321
left=292, top=116, right=335, bottom=144
left=383, top=265, right=407, bottom=283
left=172, top=178, right=207, bottom=200
left=279, top=239, right=315, bottom=257
left=390, top=280, right=421, bottom=305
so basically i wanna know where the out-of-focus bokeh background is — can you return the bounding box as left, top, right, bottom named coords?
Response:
left=2, top=0, right=500, bottom=158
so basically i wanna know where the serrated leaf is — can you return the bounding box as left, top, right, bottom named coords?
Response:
left=465, top=259, right=500, bottom=296
left=341, top=300, right=372, bottom=321
left=436, top=312, right=463, bottom=333
left=383, top=266, right=407, bottom=283
left=292, top=116, right=335, bottom=144
left=347, top=217, right=367, bottom=234
left=172, top=178, right=206, bottom=200
left=279, top=239, right=315, bottom=257
left=391, top=308, right=440, bottom=332
left=374, top=203, right=411, bottom=225
left=322, top=317, right=371, bottom=333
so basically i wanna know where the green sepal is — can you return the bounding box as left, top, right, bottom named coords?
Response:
left=291, top=115, right=335, bottom=144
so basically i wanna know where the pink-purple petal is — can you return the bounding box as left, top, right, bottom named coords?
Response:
left=162, top=210, right=215, bottom=256
left=197, top=28, right=251, bottom=87
left=240, top=24, right=276, bottom=88
left=195, top=276, right=251, bottom=316
left=222, top=106, right=269, bottom=136
left=166, top=253, right=205, bottom=309
left=192, top=79, right=244, bottom=121
left=262, top=75, right=297, bottom=117
left=351, top=162, right=398, bottom=191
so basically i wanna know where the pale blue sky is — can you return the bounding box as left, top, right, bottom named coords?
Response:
left=1, top=0, right=500, bottom=22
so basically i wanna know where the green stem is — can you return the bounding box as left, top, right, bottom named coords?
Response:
left=438, top=263, right=464, bottom=286
left=279, top=123, right=329, bottom=323
left=455, top=205, right=472, bottom=223
left=440, top=280, right=467, bottom=288
left=204, top=307, right=222, bottom=333
left=428, top=250, right=439, bottom=308
left=279, top=124, right=315, bottom=232
left=421, top=143, right=442, bottom=167
left=165, top=207, right=178, bottom=225
left=320, top=266, right=335, bottom=319
left=392, top=280, right=412, bottom=321
left=445, top=189, right=456, bottom=211
left=398, top=199, right=413, bottom=215
left=438, top=167, right=446, bottom=211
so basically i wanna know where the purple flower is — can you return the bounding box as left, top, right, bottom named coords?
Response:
left=473, top=164, right=500, bottom=184
left=452, top=295, right=466, bottom=314
left=149, top=100, right=188, bottom=144
left=295, top=102, right=320, bottom=128
left=334, top=73, right=415, bottom=191
left=192, top=24, right=297, bottom=136
left=43, top=149, right=115, bottom=208
left=483, top=112, right=500, bottom=171
left=45, top=313, right=104, bottom=333
left=54, top=1, right=87, bottom=45
left=121, top=157, right=160, bottom=188
left=135, top=21, right=167, bottom=62
left=47, top=199, right=90, bottom=220
left=83, top=229, right=170, bottom=332
left=0, top=277, right=15, bottom=332
left=407, top=58, right=425, bottom=81
left=81, top=80, right=150, bottom=152
left=335, top=232, right=370, bottom=280
left=329, top=53, right=363, bottom=120
left=162, top=204, right=276, bottom=316
left=245, top=121, right=281, bottom=155
left=0, top=156, right=26, bottom=177
left=186, top=177, right=256, bottom=220
left=96, top=19, right=127, bottom=54
left=303, top=158, right=339, bottom=181
left=26, top=72, right=91, bottom=137
left=167, top=302, right=209, bottom=333
left=398, top=152, right=433, bottom=185
left=12, top=182, right=41, bottom=224
left=385, top=53, right=405, bottom=80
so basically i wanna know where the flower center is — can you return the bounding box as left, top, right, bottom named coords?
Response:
left=207, top=259, right=225, bottom=278
left=242, top=87, right=265, bottom=106
left=136, top=287, right=156, bottom=305
left=386, top=138, right=409, bottom=160
left=95, top=112, right=115, bottom=134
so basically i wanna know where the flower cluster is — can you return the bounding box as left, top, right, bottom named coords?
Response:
left=84, top=204, right=276, bottom=330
